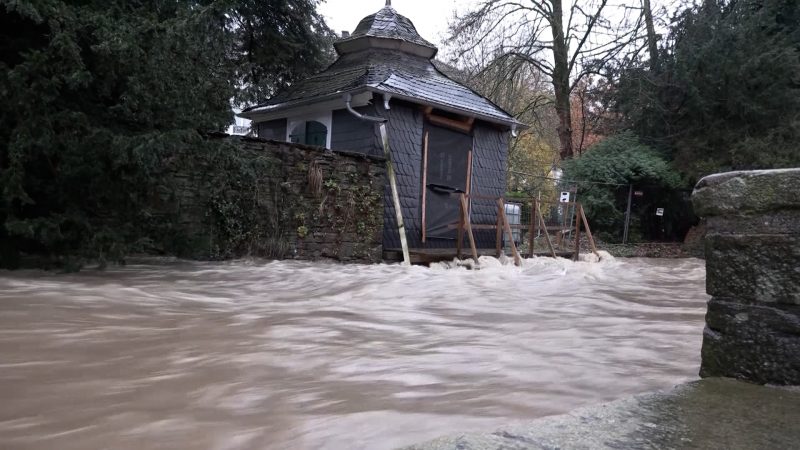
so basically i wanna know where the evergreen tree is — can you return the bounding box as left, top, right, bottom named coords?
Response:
left=562, top=132, right=685, bottom=241
left=604, top=0, right=800, bottom=181
left=225, top=0, right=335, bottom=106
left=0, top=0, right=333, bottom=268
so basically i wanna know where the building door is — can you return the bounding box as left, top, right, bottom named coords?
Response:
left=422, top=124, right=473, bottom=241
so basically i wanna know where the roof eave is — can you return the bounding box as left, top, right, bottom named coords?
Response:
left=366, top=87, right=528, bottom=130
left=239, top=90, right=373, bottom=121
left=239, top=87, right=530, bottom=131
left=334, top=36, right=437, bottom=59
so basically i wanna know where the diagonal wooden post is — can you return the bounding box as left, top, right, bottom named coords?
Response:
left=456, top=197, right=464, bottom=259
left=378, top=123, right=410, bottom=265
left=573, top=204, right=582, bottom=261
left=579, top=204, right=600, bottom=259
left=528, top=199, right=536, bottom=257
left=495, top=201, right=503, bottom=258
left=497, top=198, right=521, bottom=266
left=536, top=201, right=558, bottom=258
left=459, top=194, right=479, bottom=263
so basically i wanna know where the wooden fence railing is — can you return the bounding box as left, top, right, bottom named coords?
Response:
left=454, top=193, right=600, bottom=266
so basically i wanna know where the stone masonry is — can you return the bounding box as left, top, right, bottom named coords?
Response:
left=163, top=136, right=386, bottom=263
left=692, top=168, right=800, bottom=385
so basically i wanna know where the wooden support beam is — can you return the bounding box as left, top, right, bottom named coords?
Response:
left=378, top=123, right=410, bottom=265
left=558, top=204, right=569, bottom=250
left=498, top=198, right=521, bottom=266
left=465, top=150, right=473, bottom=195
left=426, top=114, right=474, bottom=133
left=452, top=223, right=563, bottom=231
left=456, top=208, right=464, bottom=259
left=573, top=205, right=582, bottom=261
left=421, top=132, right=429, bottom=243
left=536, top=202, right=558, bottom=258
left=495, top=201, right=503, bottom=258
left=579, top=204, right=601, bottom=259
left=460, top=194, right=479, bottom=263
left=528, top=199, right=536, bottom=258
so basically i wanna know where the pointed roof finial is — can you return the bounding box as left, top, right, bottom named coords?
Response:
left=386, top=0, right=392, bottom=6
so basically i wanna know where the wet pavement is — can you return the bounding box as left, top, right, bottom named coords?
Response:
left=0, top=255, right=709, bottom=449
left=405, top=377, right=800, bottom=450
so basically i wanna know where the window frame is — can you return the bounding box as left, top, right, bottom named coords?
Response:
left=286, top=111, right=332, bottom=149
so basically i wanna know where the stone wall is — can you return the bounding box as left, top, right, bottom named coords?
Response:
left=692, top=169, right=800, bottom=385
left=161, top=136, right=385, bottom=263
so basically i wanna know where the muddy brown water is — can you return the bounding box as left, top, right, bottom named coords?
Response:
left=0, top=255, right=708, bottom=450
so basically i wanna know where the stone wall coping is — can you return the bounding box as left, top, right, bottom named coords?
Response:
left=212, top=134, right=387, bottom=163
left=692, top=168, right=800, bottom=217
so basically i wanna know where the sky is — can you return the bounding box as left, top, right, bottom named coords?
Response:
left=318, top=0, right=471, bottom=48
left=318, top=0, right=682, bottom=52
left=234, top=1, right=465, bottom=131
left=232, top=0, right=682, bottom=131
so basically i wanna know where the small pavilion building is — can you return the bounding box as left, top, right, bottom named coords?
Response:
left=240, top=2, right=522, bottom=254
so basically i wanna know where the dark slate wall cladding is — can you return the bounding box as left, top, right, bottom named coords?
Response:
left=330, top=106, right=382, bottom=157
left=257, top=119, right=287, bottom=141
left=380, top=106, right=510, bottom=251
left=380, top=102, right=424, bottom=250
left=470, top=123, right=510, bottom=248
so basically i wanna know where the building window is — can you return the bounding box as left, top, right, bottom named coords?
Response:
left=289, top=120, right=328, bottom=147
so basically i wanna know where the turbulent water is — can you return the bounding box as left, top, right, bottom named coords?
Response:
left=0, top=255, right=709, bottom=450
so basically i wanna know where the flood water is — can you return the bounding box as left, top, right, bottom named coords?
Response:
left=0, top=255, right=709, bottom=450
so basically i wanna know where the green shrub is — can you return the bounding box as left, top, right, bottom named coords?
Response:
left=563, top=132, right=689, bottom=242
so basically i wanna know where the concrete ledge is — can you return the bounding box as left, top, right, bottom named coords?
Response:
left=403, top=378, right=800, bottom=450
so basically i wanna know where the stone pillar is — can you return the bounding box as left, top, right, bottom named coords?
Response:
left=692, top=169, right=800, bottom=385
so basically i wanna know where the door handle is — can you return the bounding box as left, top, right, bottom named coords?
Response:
left=427, top=184, right=464, bottom=194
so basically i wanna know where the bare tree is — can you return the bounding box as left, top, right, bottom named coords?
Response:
left=439, top=48, right=561, bottom=193
left=447, top=0, right=648, bottom=160
left=643, top=0, right=659, bottom=70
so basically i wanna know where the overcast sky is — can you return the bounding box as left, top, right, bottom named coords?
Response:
left=318, top=0, right=683, bottom=50
left=318, top=0, right=471, bottom=48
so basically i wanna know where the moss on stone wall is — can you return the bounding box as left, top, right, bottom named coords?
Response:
left=159, top=136, right=385, bottom=263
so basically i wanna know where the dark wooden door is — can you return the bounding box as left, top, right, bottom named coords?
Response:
left=422, top=124, right=473, bottom=240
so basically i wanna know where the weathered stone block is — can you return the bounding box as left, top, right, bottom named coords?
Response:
left=694, top=168, right=800, bottom=386
left=706, top=233, right=800, bottom=304
left=338, top=242, right=355, bottom=259
left=706, top=209, right=800, bottom=235
left=701, top=298, right=800, bottom=384
left=693, top=168, right=800, bottom=217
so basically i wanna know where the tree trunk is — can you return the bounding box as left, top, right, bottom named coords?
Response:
left=643, top=0, right=658, bottom=71
left=549, top=0, right=574, bottom=160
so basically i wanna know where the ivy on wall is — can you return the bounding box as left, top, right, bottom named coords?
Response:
left=162, top=138, right=385, bottom=263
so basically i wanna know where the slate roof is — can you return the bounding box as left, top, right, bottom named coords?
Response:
left=241, top=6, right=519, bottom=128
left=334, top=6, right=437, bottom=55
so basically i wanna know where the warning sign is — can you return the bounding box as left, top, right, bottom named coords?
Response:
left=559, top=192, right=571, bottom=203
left=656, top=208, right=665, bottom=216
